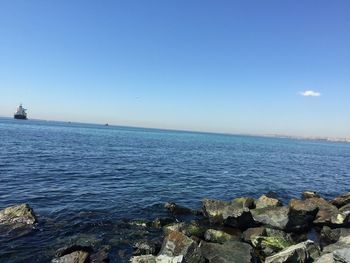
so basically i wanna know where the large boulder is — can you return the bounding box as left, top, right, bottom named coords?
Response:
left=0, top=204, right=37, bottom=225
left=202, top=198, right=255, bottom=230
left=199, top=240, right=257, bottom=263
left=295, top=197, right=349, bottom=227
left=158, top=231, right=204, bottom=262
left=255, top=194, right=282, bottom=209
left=251, top=206, right=290, bottom=231
left=288, top=199, right=319, bottom=230
left=204, top=229, right=240, bottom=243
left=330, top=193, right=350, bottom=208
left=265, top=240, right=320, bottom=263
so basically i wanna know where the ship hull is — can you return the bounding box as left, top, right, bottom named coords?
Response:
left=14, top=114, right=27, bottom=120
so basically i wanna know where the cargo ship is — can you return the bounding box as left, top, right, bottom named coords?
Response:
left=14, top=104, right=28, bottom=120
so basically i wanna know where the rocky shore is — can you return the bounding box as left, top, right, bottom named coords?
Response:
left=2, top=191, right=350, bottom=262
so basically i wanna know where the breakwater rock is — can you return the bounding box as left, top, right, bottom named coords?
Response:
left=129, top=191, right=350, bottom=263
left=2, top=191, right=350, bottom=262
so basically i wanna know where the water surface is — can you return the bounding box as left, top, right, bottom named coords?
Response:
left=0, top=118, right=349, bottom=262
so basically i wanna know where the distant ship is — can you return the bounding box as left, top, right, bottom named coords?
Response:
left=14, top=104, right=28, bottom=120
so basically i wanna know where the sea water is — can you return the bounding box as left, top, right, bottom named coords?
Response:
left=0, top=117, right=349, bottom=262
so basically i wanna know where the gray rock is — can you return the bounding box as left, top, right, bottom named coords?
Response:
left=256, top=194, right=282, bottom=209
left=152, top=218, right=175, bottom=228
left=265, top=240, right=320, bottom=263
left=54, top=245, right=92, bottom=258
left=133, top=240, right=157, bottom=256
left=251, top=206, right=290, bottom=231
left=334, top=248, right=350, bottom=262
left=0, top=204, right=37, bottom=225
left=297, top=197, right=348, bottom=227
left=202, top=198, right=255, bottom=229
left=204, top=229, right=240, bottom=243
left=315, top=253, right=334, bottom=263
left=331, top=193, right=350, bottom=208
left=339, top=204, right=350, bottom=214
left=130, top=254, right=185, bottom=263
left=163, top=222, right=206, bottom=238
left=52, top=251, right=89, bottom=263
left=323, top=235, right=350, bottom=254
left=164, top=202, right=201, bottom=215
left=90, top=246, right=110, bottom=263
left=200, top=240, right=257, bottom=263
left=130, top=255, right=157, bottom=263
left=288, top=198, right=319, bottom=230
left=251, top=235, right=293, bottom=257
left=302, top=191, right=321, bottom=200
left=231, top=197, right=256, bottom=209
left=321, top=226, right=341, bottom=246
left=159, top=231, right=204, bottom=262
left=242, top=227, right=267, bottom=243
left=315, top=248, right=350, bottom=263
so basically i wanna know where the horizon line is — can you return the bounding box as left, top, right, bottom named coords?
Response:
left=0, top=115, right=349, bottom=144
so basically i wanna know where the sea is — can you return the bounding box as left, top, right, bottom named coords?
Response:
left=0, top=117, right=349, bottom=262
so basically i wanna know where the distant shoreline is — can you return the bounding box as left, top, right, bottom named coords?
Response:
left=1, top=116, right=349, bottom=144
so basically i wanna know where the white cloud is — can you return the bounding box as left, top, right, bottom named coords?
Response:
left=300, top=90, right=321, bottom=97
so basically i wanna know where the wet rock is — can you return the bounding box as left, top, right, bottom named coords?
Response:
left=129, top=220, right=150, bottom=228
left=265, top=240, right=320, bottom=263
left=202, top=198, right=255, bottom=230
left=204, top=229, right=240, bottom=243
left=330, top=193, right=350, bottom=208
left=90, top=246, right=110, bottom=263
left=54, top=245, right=93, bottom=258
left=164, top=202, right=201, bottom=216
left=52, top=251, right=90, bottom=263
left=0, top=204, right=37, bottom=225
left=252, top=235, right=293, bottom=257
left=302, top=191, right=321, bottom=200
left=242, top=227, right=267, bottom=243
left=152, top=217, right=175, bottom=228
left=159, top=231, right=204, bottom=262
left=255, top=194, right=282, bottom=209
left=163, top=222, right=206, bottom=238
left=199, top=240, right=257, bottom=263
left=133, top=240, right=158, bottom=256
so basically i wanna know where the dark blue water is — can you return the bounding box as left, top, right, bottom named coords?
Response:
left=0, top=117, right=350, bottom=262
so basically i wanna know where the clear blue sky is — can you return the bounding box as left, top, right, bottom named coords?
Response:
left=0, top=1, right=349, bottom=137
